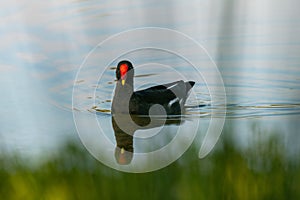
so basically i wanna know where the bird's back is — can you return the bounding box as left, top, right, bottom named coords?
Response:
left=129, top=80, right=195, bottom=115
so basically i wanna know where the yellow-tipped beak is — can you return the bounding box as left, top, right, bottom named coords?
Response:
left=121, top=148, right=125, bottom=154
left=121, top=79, right=125, bottom=86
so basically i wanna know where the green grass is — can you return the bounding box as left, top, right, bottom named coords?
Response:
left=0, top=131, right=299, bottom=200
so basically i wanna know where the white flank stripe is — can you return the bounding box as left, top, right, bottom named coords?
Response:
left=167, top=83, right=178, bottom=90
left=168, top=97, right=179, bottom=108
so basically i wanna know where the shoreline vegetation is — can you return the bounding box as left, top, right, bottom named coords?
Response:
left=0, top=130, right=299, bottom=200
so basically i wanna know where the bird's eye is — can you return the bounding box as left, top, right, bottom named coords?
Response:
left=120, top=64, right=128, bottom=77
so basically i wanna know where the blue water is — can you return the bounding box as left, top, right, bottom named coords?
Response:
left=0, top=1, right=300, bottom=166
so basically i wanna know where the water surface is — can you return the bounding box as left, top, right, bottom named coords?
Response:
left=0, top=1, right=299, bottom=168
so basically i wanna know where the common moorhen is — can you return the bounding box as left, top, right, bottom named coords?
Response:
left=111, top=60, right=195, bottom=116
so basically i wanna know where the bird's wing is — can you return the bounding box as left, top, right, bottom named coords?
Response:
left=141, top=80, right=183, bottom=91
left=133, top=81, right=187, bottom=104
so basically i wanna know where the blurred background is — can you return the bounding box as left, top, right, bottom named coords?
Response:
left=0, top=0, right=300, bottom=199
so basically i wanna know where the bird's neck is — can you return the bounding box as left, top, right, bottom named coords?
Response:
left=112, top=75, right=134, bottom=115
left=115, top=76, right=134, bottom=95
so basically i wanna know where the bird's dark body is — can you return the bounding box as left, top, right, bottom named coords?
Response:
left=129, top=81, right=195, bottom=115
left=111, top=60, right=195, bottom=116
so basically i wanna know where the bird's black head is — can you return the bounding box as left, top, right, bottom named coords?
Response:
left=116, top=60, right=134, bottom=86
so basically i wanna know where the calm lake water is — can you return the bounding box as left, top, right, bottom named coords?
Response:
left=0, top=1, right=300, bottom=171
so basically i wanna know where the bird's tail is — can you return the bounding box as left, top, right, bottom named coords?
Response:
left=185, top=81, right=195, bottom=92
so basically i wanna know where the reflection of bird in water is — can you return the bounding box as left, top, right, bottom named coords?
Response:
left=111, top=60, right=195, bottom=165
left=112, top=116, right=134, bottom=165
left=112, top=115, right=183, bottom=165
